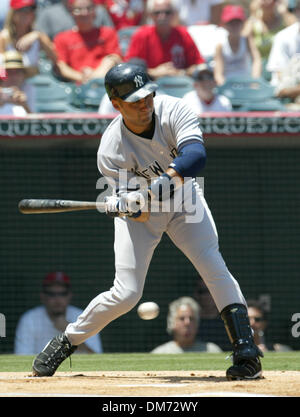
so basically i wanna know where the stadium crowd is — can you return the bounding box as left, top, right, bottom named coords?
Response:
left=1, top=0, right=300, bottom=114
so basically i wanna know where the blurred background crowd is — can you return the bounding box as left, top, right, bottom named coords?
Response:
left=1, top=0, right=300, bottom=115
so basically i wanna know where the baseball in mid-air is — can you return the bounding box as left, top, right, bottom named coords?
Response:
left=137, top=302, right=160, bottom=320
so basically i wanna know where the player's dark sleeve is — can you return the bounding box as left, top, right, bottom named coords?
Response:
left=169, top=141, right=206, bottom=178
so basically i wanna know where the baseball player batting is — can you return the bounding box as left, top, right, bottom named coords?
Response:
left=32, top=63, right=263, bottom=380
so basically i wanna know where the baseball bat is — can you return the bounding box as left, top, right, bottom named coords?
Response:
left=18, top=199, right=105, bottom=214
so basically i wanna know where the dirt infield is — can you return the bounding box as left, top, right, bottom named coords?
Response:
left=0, top=370, right=299, bottom=397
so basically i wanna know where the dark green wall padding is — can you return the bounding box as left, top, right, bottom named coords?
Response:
left=1, top=139, right=299, bottom=353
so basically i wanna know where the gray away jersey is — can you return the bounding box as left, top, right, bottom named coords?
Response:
left=97, top=95, right=204, bottom=192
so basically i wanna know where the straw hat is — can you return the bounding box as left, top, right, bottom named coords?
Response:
left=0, top=50, right=37, bottom=78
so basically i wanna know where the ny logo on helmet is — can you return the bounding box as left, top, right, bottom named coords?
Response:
left=134, top=75, right=144, bottom=88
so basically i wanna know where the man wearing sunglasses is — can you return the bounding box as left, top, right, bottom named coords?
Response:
left=53, top=0, right=121, bottom=83
left=14, top=271, right=103, bottom=354
left=125, top=0, right=205, bottom=79
left=35, top=0, right=113, bottom=40
left=247, top=300, right=292, bottom=353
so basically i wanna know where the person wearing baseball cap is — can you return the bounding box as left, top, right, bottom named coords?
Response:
left=14, top=271, right=103, bottom=355
left=220, top=4, right=246, bottom=24
left=42, top=271, right=71, bottom=288
left=182, top=63, right=232, bottom=113
left=10, top=0, right=36, bottom=10
left=214, top=4, right=262, bottom=85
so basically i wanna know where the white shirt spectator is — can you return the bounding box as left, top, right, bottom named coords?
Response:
left=151, top=339, right=222, bottom=353
left=182, top=90, right=232, bottom=113
left=176, top=0, right=224, bottom=26
left=0, top=103, right=27, bottom=116
left=219, top=33, right=252, bottom=80
left=14, top=305, right=103, bottom=354
left=188, top=24, right=228, bottom=62
left=267, top=22, right=300, bottom=85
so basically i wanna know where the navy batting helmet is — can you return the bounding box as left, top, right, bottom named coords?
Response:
left=105, top=63, right=158, bottom=103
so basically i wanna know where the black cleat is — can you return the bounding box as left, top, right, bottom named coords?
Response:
left=226, top=356, right=262, bottom=381
left=226, top=339, right=264, bottom=381
left=32, top=333, right=77, bottom=377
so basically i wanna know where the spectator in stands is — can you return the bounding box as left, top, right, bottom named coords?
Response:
left=182, top=63, right=232, bottom=113
left=124, top=0, right=205, bottom=79
left=99, top=0, right=146, bottom=30
left=54, top=0, right=122, bottom=84
left=0, top=50, right=31, bottom=115
left=14, top=271, right=103, bottom=354
left=151, top=296, right=222, bottom=353
left=35, top=0, right=113, bottom=40
left=247, top=299, right=292, bottom=352
left=0, top=0, right=57, bottom=111
left=243, top=0, right=296, bottom=60
left=0, top=0, right=56, bottom=67
left=175, top=0, right=225, bottom=26
left=266, top=0, right=300, bottom=106
left=214, top=4, right=262, bottom=86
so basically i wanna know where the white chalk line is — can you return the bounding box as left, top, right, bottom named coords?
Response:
left=0, top=390, right=279, bottom=397
left=118, top=383, right=189, bottom=387
left=0, top=378, right=282, bottom=397
left=174, top=391, right=279, bottom=397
